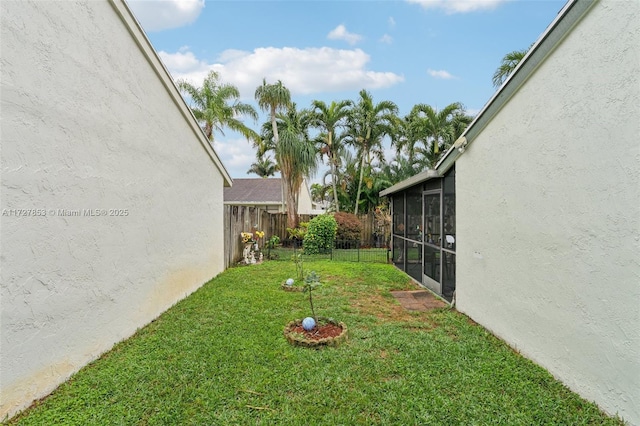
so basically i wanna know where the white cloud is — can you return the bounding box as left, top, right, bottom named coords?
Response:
left=427, top=68, right=456, bottom=79
left=160, top=47, right=404, bottom=178
left=327, top=24, right=364, bottom=45
left=388, top=17, right=396, bottom=28
left=379, top=34, right=393, bottom=44
left=212, top=138, right=257, bottom=177
left=160, top=47, right=404, bottom=97
left=406, top=0, right=505, bottom=14
left=127, top=0, right=205, bottom=32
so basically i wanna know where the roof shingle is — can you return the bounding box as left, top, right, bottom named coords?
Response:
left=224, top=178, right=283, bottom=204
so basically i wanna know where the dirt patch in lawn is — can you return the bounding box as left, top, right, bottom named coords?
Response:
left=390, top=290, right=448, bottom=311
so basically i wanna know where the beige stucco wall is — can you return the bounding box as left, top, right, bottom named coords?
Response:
left=455, top=1, right=640, bottom=424
left=0, top=1, right=227, bottom=419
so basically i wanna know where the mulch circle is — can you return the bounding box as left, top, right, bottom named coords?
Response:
left=284, top=317, right=348, bottom=348
left=281, top=282, right=303, bottom=292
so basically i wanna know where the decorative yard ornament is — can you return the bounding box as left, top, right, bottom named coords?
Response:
left=302, top=317, right=316, bottom=331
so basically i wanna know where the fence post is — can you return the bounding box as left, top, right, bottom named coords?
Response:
left=357, top=240, right=360, bottom=262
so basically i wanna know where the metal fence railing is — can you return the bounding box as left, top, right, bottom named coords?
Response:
left=265, top=239, right=390, bottom=263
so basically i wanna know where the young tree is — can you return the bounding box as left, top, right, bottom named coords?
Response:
left=177, top=71, right=259, bottom=143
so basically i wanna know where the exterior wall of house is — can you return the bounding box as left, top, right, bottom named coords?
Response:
left=455, top=1, right=639, bottom=423
left=297, top=181, right=315, bottom=215
left=0, top=1, right=227, bottom=419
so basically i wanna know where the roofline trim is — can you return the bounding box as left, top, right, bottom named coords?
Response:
left=435, top=0, right=596, bottom=173
left=381, top=0, right=597, bottom=197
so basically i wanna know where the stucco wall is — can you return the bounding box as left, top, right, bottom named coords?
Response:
left=455, top=1, right=639, bottom=423
left=297, top=180, right=315, bottom=215
left=1, top=1, right=226, bottom=419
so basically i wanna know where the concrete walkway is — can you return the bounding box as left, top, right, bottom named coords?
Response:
left=390, top=290, right=448, bottom=311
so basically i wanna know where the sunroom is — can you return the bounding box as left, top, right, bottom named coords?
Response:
left=380, top=166, right=457, bottom=303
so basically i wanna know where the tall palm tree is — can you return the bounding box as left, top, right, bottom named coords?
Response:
left=177, top=71, right=259, bottom=143
left=310, top=100, right=352, bottom=212
left=492, top=48, right=529, bottom=88
left=255, top=79, right=292, bottom=211
left=346, top=90, right=398, bottom=215
left=247, top=155, right=278, bottom=178
left=260, top=103, right=318, bottom=228
left=254, top=79, right=291, bottom=149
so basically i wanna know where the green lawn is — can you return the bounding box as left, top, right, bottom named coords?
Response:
left=8, top=261, right=623, bottom=425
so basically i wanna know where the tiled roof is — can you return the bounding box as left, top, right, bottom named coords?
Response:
left=224, top=178, right=283, bottom=204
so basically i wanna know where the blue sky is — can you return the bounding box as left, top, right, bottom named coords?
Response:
left=127, top=0, right=566, bottom=181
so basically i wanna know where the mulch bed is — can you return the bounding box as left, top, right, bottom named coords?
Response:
left=284, top=318, right=348, bottom=348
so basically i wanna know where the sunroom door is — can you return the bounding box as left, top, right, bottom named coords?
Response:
left=422, top=191, right=441, bottom=295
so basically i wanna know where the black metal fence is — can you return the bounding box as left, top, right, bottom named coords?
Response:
left=265, top=239, right=390, bottom=263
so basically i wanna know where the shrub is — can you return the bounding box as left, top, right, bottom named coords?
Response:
left=303, top=214, right=337, bottom=254
left=287, top=222, right=308, bottom=243
left=334, top=212, right=361, bottom=242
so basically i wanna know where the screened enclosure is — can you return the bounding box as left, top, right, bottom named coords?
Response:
left=386, top=167, right=456, bottom=302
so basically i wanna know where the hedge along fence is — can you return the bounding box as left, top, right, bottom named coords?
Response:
left=261, top=211, right=390, bottom=246
left=225, top=207, right=390, bottom=268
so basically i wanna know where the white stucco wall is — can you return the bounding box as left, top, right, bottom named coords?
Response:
left=455, top=1, right=639, bottom=424
left=297, top=180, right=315, bottom=215
left=1, top=1, right=227, bottom=419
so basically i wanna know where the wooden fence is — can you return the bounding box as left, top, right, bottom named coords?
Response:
left=224, top=206, right=391, bottom=268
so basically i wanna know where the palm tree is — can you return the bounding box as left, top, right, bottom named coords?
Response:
left=402, top=102, right=469, bottom=169
left=310, top=183, right=329, bottom=203
left=260, top=103, right=318, bottom=228
left=255, top=79, right=292, bottom=211
left=331, top=150, right=359, bottom=213
left=492, top=48, right=529, bottom=88
left=247, top=155, right=278, bottom=178
left=254, top=79, right=291, bottom=149
left=346, top=90, right=398, bottom=215
left=310, top=100, right=352, bottom=212
left=382, top=153, right=421, bottom=185
left=177, top=71, right=259, bottom=143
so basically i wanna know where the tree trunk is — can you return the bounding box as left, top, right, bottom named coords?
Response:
left=271, top=106, right=285, bottom=212
left=327, top=132, right=340, bottom=213
left=286, top=182, right=298, bottom=229
left=330, top=157, right=340, bottom=212
left=354, top=152, right=366, bottom=215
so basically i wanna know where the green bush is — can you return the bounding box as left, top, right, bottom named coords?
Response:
left=334, top=212, right=361, bottom=241
left=303, top=214, right=337, bottom=254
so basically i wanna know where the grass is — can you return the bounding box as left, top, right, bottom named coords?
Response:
left=7, top=261, right=623, bottom=425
